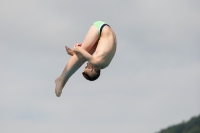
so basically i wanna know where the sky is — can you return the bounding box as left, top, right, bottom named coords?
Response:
left=0, top=0, right=200, bottom=133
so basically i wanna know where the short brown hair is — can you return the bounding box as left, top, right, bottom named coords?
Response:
left=82, top=70, right=101, bottom=81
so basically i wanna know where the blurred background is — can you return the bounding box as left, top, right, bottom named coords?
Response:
left=0, top=0, right=199, bottom=133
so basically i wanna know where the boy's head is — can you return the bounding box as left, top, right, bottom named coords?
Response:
left=82, top=63, right=100, bottom=81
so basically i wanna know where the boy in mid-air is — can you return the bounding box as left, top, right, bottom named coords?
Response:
left=55, top=21, right=117, bottom=97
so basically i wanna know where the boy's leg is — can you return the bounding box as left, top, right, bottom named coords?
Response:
left=80, top=25, right=99, bottom=52
left=55, top=25, right=99, bottom=97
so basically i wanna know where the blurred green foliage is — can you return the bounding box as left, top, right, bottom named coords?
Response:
left=156, top=115, right=200, bottom=133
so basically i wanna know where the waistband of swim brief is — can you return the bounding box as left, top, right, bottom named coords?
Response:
left=93, top=21, right=110, bottom=35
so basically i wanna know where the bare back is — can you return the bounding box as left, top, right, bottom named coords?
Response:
left=93, top=26, right=117, bottom=69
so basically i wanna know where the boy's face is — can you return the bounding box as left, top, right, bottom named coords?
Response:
left=84, top=63, right=94, bottom=74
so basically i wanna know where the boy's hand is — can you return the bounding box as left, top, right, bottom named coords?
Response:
left=73, top=43, right=82, bottom=53
left=65, top=46, right=74, bottom=56
left=74, top=43, right=82, bottom=47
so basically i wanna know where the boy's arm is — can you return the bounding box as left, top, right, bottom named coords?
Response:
left=73, top=46, right=99, bottom=66
left=62, top=44, right=97, bottom=81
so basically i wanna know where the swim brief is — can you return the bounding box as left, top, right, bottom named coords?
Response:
left=93, top=21, right=110, bottom=35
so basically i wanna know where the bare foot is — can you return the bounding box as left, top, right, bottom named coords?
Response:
left=55, top=78, right=65, bottom=97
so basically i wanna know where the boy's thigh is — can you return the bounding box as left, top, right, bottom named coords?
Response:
left=81, top=25, right=99, bottom=52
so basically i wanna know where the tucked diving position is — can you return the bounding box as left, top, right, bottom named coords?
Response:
left=55, top=21, right=117, bottom=97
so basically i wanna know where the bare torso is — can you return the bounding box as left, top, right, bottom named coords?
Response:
left=93, top=26, right=117, bottom=69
